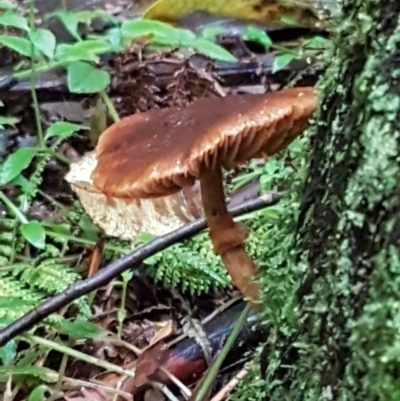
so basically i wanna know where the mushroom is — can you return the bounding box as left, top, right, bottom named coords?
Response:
left=91, top=86, right=317, bottom=304
left=65, top=151, right=203, bottom=241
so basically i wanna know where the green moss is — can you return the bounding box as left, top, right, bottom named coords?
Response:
left=247, top=0, right=400, bottom=400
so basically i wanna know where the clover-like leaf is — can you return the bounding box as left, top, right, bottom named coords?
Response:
left=67, top=61, right=110, bottom=93
left=29, top=28, right=56, bottom=59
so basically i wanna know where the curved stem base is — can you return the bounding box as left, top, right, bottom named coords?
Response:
left=200, top=166, right=260, bottom=306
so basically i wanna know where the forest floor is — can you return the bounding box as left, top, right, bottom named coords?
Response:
left=0, top=0, right=329, bottom=400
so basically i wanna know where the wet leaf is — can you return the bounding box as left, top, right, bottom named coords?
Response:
left=29, top=28, right=56, bottom=59
left=0, top=339, right=16, bottom=365
left=67, top=61, right=110, bottom=93
left=0, top=147, right=37, bottom=185
left=20, top=221, right=46, bottom=249
left=0, top=10, right=29, bottom=31
left=45, top=121, right=89, bottom=141
left=59, top=318, right=107, bottom=339
left=272, top=52, right=296, bottom=73
left=0, top=35, right=32, bottom=57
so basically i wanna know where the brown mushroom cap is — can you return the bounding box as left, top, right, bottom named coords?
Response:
left=92, top=86, right=316, bottom=199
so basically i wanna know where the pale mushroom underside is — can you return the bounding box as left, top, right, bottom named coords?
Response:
left=65, top=152, right=203, bottom=241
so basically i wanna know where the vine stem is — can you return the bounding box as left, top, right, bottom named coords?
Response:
left=100, top=90, right=120, bottom=122
left=0, top=191, right=28, bottom=224
left=28, top=0, right=45, bottom=149
left=24, top=334, right=136, bottom=378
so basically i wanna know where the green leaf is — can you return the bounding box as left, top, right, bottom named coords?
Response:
left=47, top=10, right=80, bottom=41
left=41, top=221, right=71, bottom=235
left=29, top=28, right=56, bottom=59
left=70, top=39, right=112, bottom=54
left=29, top=386, right=48, bottom=401
left=20, top=221, right=46, bottom=249
left=0, top=339, right=16, bottom=365
left=272, top=52, right=296, bottom=73
left=74, top=9, right=118, bottom=26
left=55, top=43, right=100, bottom=63
left=45, top=121, right=89, bottom=141
left=0, top=147, right=37, bottom=185
left=0, top=1, right=16, bottom=9
left=121, top=19, right=195, bottom=45
left=58, top=319, right=107, bottom=339
left=78, top=214, right=99, bottom=241
left=106, top=27, right=123, bottom=49
left=186, top=38, right=237, bottom=62
left=304, top=35, right=330, bottom=50
left=55, top=39, right=112, bottom=63
left=67, top=61, right=110, bottom=93
left=242, top=26, right=272, bottom=49
left=0, top=115, right=20, bottom=129
left=0, top=35, right=32, bottom=57
left=201, top=26, right=225, bottom=41
left=0, top=10, right=29, bottom=31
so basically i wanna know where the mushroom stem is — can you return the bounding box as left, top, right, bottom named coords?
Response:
left=199, top=166, right=260, bottom=306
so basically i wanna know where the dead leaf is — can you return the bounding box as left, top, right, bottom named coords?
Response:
left=147, top=320, right=175, bottom=347
left=133, top=342, right=171, bottom=388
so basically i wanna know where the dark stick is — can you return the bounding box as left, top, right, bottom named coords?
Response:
left=0, top=192, right=281, bottom=346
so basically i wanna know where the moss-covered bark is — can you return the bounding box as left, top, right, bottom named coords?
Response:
left=259, top=0, right=400, bottom=399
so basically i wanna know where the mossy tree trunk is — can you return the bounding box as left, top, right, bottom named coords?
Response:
left=261, top=0, right=400, bottom=399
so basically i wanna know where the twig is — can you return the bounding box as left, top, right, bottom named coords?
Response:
left=209, top=366, right=249, bottom=401
left=0, top=192, right=281, bottom=346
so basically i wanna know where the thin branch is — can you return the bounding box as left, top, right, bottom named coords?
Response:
left=0, top=192, right=281, bottom=346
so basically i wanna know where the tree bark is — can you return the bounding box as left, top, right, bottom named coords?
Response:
left=261, top=0, right=400, bottom=399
